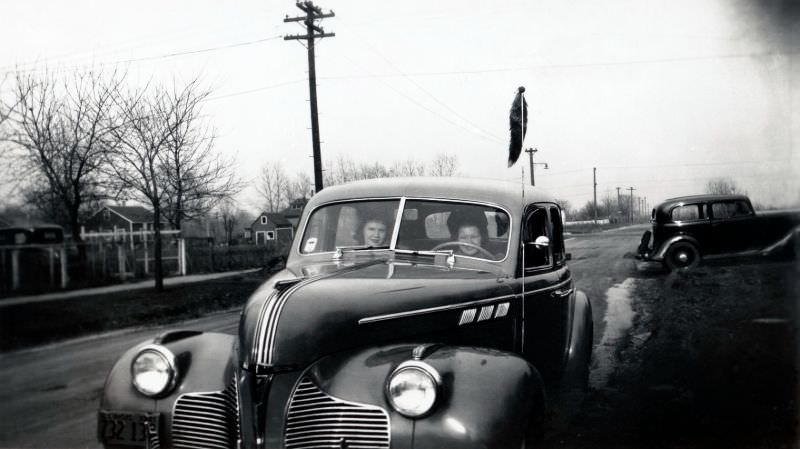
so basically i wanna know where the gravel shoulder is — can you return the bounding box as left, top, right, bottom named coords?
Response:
left=548, top=258, right=799, bottom=448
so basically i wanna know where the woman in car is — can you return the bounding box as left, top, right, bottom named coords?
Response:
left=447, top=209, right=492, bottom=258
left=358, top=217, right=388, bottom=247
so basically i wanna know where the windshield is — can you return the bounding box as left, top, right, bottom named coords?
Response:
left=300, top=199, right=510, bottom=261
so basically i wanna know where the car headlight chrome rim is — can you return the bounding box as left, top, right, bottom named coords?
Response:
left=131, top=344, right=177, bottom=397
left=385, top=360, right=442, bottom=418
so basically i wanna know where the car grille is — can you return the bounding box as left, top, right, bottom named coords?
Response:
left=285, top=378, right=391, bottom=449
left=172, top=377, right=240, bottom=449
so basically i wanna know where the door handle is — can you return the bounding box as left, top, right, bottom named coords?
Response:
left=550, top=288, right=573, bottom=299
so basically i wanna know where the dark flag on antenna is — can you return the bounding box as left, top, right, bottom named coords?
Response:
left=507, top=86, right=527, bottom=167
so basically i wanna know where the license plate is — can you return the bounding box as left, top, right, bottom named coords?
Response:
left=98, top=411, right=159, bottom=447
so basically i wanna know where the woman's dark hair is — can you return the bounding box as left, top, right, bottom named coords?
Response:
left=447, top=209, right=489, bottom=243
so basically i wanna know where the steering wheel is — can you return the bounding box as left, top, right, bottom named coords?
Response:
left=431, top=241, right=495, bottom=259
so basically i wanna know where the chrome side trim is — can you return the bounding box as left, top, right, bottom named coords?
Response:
left=477, top=305, right=495, bottom=322
left=359, top=279, right=571, bottom=325
left=494, top=302, right=510, bottom=318
left=458, top=308, right=477, bottom=325
left=359, top=293, right=516, bottom=325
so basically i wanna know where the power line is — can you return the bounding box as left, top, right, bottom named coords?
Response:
left=2, top=35, right=284, bottom=75
left=316, top=49, right=799, bottom=81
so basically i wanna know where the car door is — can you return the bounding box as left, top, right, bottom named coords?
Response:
left=520, top=204, right=572, bottom=384
left=709, top=200, right=756, bottom=253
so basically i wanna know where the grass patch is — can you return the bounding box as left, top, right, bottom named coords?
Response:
left=613, top=261, right=798, bottom=447
left=0, top=271, right=266, bottom=352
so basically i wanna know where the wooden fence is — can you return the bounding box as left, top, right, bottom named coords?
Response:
left=0, top=229, right=286, bottom=297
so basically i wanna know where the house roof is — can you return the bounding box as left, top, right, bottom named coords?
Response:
left=266, top=213, right=292, bottom=227
left=254, top=212, right=292, bottom=227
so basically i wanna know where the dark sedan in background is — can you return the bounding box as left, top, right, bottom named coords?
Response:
left=637, top=194, right=800, bottom=270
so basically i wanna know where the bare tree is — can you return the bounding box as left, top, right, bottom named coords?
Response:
left=159, top=79, right=240, bottom=231
left=601, top=192, right=616, bottom=219
left=391, top=158, right=426, bottom=177
left=429, top=153, right=459, bottom=176
left=257, top=162, right=289, bottom=212
left=105, top=81, right=175, bottom=290
left=7, top=69, right=122, bottom=241
left=284, top=171, right=312, bottom=204
left=218, top=199, right=238, bottom=245
left=553, top=198, right=572, bottom=217
left=706, top=177, right=743, bottom=195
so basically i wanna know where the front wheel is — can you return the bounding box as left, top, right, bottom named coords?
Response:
left=664, top=241, right=700, bottom=271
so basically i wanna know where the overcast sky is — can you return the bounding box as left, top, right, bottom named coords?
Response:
left=1, top=0, right=797, bottom=213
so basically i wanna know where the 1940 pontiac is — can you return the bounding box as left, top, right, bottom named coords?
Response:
left=98, top=177, right=593, bottom=449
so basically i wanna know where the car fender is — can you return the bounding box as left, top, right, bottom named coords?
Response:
left=99, top=331, right=237, bottom=445
left=302, top=343, right=546, bottom=449
left=653, top=234, right=701, bottom=260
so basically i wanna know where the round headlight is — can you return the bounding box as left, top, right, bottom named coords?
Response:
left=385, top=361, right=441, bottom=418
left=131, top=345, right=177, bottom=397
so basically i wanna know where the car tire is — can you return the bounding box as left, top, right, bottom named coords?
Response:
left=664, top=241, right=700, bottom=271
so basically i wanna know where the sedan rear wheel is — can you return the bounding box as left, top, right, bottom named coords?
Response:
left=665, top=242, right=700, bottom=271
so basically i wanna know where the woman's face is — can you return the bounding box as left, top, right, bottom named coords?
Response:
left=363, top=220, right=387, bottom=246
left=457, top=225, right=482, bottom=255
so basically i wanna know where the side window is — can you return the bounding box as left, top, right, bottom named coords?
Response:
left=523, top=207, right=550, bottom=270
left=712, top=201, right=752, bottom=219
left=711, top=202, right=729, bottom=219
left=671, top=204, right=701, bottom=221
left=732, top=200, right=752, bottom=217
left=549, top=206, right=565, bottom=263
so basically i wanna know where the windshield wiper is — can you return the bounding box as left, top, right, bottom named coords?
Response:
left=332, top=245, right=391, bottom=260
left=393, top=248, right=456, bottom=268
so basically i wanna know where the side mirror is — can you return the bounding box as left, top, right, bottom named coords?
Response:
left=565, top=253, right=572, bottom=261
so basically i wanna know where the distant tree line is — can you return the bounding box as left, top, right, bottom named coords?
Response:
left=0, top=68, right=240, bottom=290
left=256, top=153, right=460, bottom=213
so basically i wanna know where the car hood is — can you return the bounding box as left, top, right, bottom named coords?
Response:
left=238, top=258, right=513, bottom=372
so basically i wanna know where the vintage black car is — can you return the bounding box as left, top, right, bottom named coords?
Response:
left=637, top=194, right=800, bottom=270
left=98, top=177, right=593, bottom=449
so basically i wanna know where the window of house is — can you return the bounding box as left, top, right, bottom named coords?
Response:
left=261, top=216, right=267, bottom=225
left=103, top=209, right=110, bottom=221
left=266, top=231, right=275, bottom=240
left=671, top=204, right=701, bottom=221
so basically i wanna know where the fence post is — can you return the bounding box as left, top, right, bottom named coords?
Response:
left=60, top=246, right=68, bottom=288
left=143, top=232, right=149, bottom=274
left=11, top=248, right=20, bottom=290
left=49, top=247, right=55, bottom=288
left=179, top=238, right=187, bottom=276
left=118, top=243, right=126, bottom=277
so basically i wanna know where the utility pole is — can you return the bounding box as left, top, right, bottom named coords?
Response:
left=628, top=187, right=636, bottom=223
left=524, top=148, right=548, bottom=186
left=616, top=187, right=621, bottom=221
left=593, top=167, right=598, bottom=224
left=285, top=1, right=335, bottom=193
left=525, top=148, right=537, bottom=186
